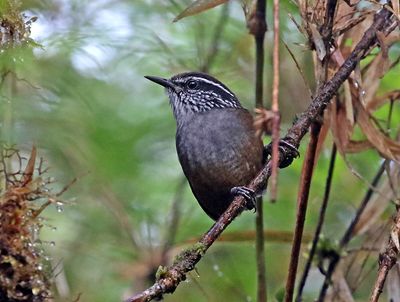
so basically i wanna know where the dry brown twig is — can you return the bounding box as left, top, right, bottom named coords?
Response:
left=126, top=7, right=395, bottom=302
left=285, top=0, right=339, bottom=300
left=269, top=0, right=281, bottom=203
left=370, top=208, right=400, bottom=302
left=284, top=122, right=321, bottom=302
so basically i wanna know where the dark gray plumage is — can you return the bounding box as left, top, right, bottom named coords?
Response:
left=145, top=72, right=264, bottom=220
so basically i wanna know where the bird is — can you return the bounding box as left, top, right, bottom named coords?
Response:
left=145, top=72, right=265, bottom=221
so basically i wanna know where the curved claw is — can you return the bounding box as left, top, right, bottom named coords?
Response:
left=264, top=139, right=300, bottom=168
left=230, top=186, right=256, bottom=211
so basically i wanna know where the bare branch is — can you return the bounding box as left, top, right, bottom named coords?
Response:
left=317, top=161, right=386, bottom=300
left=284, top=122, right=321, bottom=302
left=369, top=208, right=400, bottom=302
left=296, top=143, right=337, bottom=301
left=126, top=7, right=395, bottom=302
left=200, top=3, right=230, bottom=73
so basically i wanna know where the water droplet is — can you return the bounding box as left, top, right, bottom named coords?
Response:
left=212, top=264, right=223, bottom=277
left=33, top=279, right=43, bottom=286
left=36, top=264, right=43, bottom=271
left=56, top=202, right=64, bottom=212
left=49, top=241, right=55, bottom=247
left=193, top=268, right=200, bottom=278
left=361, top=90, right=366, bottom=96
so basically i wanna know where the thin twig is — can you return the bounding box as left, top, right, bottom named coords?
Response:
left=255, top=196, right=267, bottom=302
left=249, top=0, right=267, bottom=108
left=340, top=163, right=386, bottom=247
left=269, top=0, right=280, bottom=203
left=290, top=0, right=337, bottom=297
left=284, top=122, right=321, bottom=302
left=317, top=161, right=386, bottom=301
left=200, top=3, right=230, bottom=73
left=126, top=8, right=394, bottom=302
left=296, top=143, right=337, bottom=301
left=282, top=39, right=313, bottom=98
left=350, top=222, right=390, bottom=292
left=369, top=208, right=400, bottom=302
left=283, top=8, right=393, bottom=149
left=161, top=177, right=187, bottom=264
left=250, top=0, right=268, bottom=300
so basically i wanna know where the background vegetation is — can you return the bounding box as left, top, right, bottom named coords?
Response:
left=0, top=0, right=399, bottom=301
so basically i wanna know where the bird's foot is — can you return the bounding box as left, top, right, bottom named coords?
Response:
left=230, top=186, right=256, bottom=211
left=264, top=138, right=300, bottom=168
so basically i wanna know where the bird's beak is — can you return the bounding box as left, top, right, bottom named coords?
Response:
left=144, top=76, right=179, bottom=92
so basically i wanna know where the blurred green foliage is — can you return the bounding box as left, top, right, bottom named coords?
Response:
left=0, top=0, right=399, bottom=301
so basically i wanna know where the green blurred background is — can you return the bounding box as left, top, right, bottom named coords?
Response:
left=1, top=0, right=399, bottom=301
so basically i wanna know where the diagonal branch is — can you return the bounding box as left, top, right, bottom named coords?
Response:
left=125, top=7, right=394, bottom=302
left=369, top=207, right=400, bottom=302
left=317, top=161, right=386, bottom=301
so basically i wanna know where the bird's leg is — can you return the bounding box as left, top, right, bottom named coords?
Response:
left=264, top=138, right=300, bottom=168
left=230, top=186, right=256, bottom=211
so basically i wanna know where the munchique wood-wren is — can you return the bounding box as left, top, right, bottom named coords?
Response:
left=145, top=72, right=264, bottom=221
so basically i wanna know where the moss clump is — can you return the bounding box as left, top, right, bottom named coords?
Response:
left=0, top=146, right=58, bottom=301
left=173, top=243, right=207, bottom=266
left=155, top=266, right=168, bottom=281
left=0, top=0, right=38, bottom=50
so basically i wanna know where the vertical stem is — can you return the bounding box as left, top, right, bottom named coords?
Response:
left=1, top=69, right=16, bottom=191
left=296, top=144, right=337, bottom=301
left=161, top=177, right=186, bottom=264
left=255, top=196, right=267, bottom=302
left=251, top=0, right=267, bottom=301
left=269, top=0, right=281, bottom=202
left=200, top=3, right=230, bottom=73
left=1, top=71, right=15, bottom=143
left=284, top=123, right=321, bottom=302
left=254, top=0, right=266, bottom=107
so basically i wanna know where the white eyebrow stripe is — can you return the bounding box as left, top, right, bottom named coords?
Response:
left=190, top=77, right=235, bottom=97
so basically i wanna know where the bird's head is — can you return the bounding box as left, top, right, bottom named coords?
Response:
left=145, top=72, right=242, bottom=122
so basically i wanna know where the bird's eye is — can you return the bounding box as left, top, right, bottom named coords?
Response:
left=186, top=80, right=198, bottom=90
